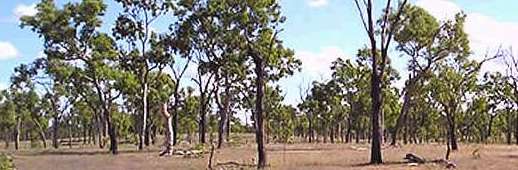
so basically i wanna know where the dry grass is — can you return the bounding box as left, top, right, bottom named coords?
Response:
left=2, top=136, right=518, bottom=170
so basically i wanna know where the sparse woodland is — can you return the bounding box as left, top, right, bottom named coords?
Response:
left=1, top=0, right=518, bottom=169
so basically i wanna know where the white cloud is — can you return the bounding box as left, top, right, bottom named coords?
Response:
left=307, top=0, right=329, bottom=8
left=415, top=0, right=461, bottom=21
left=13, top=3, right=37, bottom=18
left=0, top=41, right=19, bottom=60
left=295, top=46, right=344, bottom=79
left=416, top=0, right=518, bottom=74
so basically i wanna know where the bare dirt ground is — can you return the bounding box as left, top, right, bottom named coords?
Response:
left=3, top=136, right=518, bottom=170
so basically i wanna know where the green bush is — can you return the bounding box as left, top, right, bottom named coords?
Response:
left=0, top=153, right=15, bottom=170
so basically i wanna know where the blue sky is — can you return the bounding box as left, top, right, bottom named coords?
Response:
left=1, top=0, right=518, bottom=105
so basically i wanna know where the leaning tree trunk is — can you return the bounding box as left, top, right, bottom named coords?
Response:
left=391, top=91, right=411, bottom=146
left=33, top=119, right=47, bottom=148
left=160, top=103, right=174, bottom=156
left=254, top=56, right=267, bottom=169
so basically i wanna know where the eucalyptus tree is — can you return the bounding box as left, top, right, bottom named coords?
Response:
left=147, top=72, right=174, bottom=155
left=113, top=0, right=173, bottom=150
left=204, top=1, right=301, bottom=168
left=21, top=0, right=138, bottom=154
left=429, top=30, right=498, bottom=158
left=390, top=5, right=473, bottom=146
left=353, top=0, right=408, bottom=163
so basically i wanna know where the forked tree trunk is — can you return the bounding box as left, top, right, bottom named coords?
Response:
left=103, top=108, right=118, bottom=155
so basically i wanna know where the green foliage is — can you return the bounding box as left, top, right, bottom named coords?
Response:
left=0, top=153, right=15, bottom=170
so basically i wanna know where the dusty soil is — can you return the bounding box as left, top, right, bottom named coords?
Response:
left=3, top=136, right=518, bottom=170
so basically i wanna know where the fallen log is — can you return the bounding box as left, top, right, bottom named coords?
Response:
left=404, top=153, right=426, bottom=164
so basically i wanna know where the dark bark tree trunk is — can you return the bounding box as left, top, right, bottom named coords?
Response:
left=346, top=117, right=352, bottom=143
left=308, top=117, right=313, bottom=143
left=370, top=67, right=384, bottom=164
left=226, top=110, right=231, bottom=141
left=446, top=111, right=458, bottom=151
left=217, top=78, right=230, bottom=149
left=103, top=108, right=118, bottom=154
left=52, top=115, right=59, bottom=149
left=199, top=100, right=207, bottom=144
left=254, top=56, right=267, bottom=169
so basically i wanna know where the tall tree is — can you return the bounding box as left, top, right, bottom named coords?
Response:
left=390, top=5, right=471, bottom=146
left=354, top=0, right=408, bottom=164
left=21, top=0, right=137, bottom=154
left=113, top=0, right=172, bottom=150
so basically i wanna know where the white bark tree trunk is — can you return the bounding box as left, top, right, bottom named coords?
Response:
left=160, top=103, right=174, bottom=156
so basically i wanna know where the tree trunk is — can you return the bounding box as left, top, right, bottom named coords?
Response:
left=486, top=115, right=495, bottom=142
left=52, top=115, right=59, bottom=149
left=36, top=123, right=47, bottom=149
left=15, top=117, right=21, bottom=150
left=199, top=100, right=207, bottom=144
left=218, top=81, right=230, bottom=149
left=68, top=121, right=73, bottom=148
left=308, top=117, right=313, bottom=143
left=217, top=108, right=228, bottom=149
left=370, top=72, right=383, bottom=164
left=254, top=56, right=267, bottom=169
left=446, top=111, right=458, bottom=151
left=226, top=110, right=231, bottom=141
left=104, top=109, right=118, bottom=154
left=139, top=82, right=149, bottom=150
left=160, top=103, right=174, bottom=156
left=391, top=91, right=410, bottom=145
